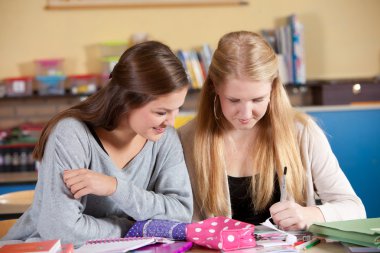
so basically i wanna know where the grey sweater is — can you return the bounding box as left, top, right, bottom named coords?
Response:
left=2, top=118, right=193, bottom=247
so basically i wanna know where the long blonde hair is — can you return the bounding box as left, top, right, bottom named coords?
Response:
left=193, top=31, right=308, bottom=217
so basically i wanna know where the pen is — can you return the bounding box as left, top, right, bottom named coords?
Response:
left=280, top=166, right=287, bottom=202
left=304, top=238, right=321, bottom=250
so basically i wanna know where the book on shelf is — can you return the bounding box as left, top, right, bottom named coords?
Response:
left=275, top=24, right=294, bottom=84
left=75, top=237, right=174, bottom=253
left=272, top=14, right=306, bottom=85
left=308, top=218, right=380, bottom=249
left=288, top=14, right=306, bottom=85
left=176, top=50, right=198, bottom=89
left=0, top=239, right=62, bottom=253
left=176, top=44, right=212, bottom=90
left=189, top=49, right=204, bottom=89
left=261, top=29, right=278, bottom=53
left=197, top=44, right=213, bottom=74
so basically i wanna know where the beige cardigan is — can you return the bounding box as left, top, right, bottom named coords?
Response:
left=178, top=119, right=366, bottom=222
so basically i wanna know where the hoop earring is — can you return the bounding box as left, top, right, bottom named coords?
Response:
left=213, top=95, right=220, bottom=120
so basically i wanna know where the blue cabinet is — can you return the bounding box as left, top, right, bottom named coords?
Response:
left=0, top=172, right=37, bottom=195
left=0, top=184, right=36, bottom=195
left=305, top=106, right=380, bottom=218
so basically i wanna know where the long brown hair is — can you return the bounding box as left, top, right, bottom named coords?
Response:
left=34, top=41, right=189, bottom=160
left=193, top=31, right=308, bottom=217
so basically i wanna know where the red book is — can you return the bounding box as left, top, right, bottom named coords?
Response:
left=60, top=244, right=74, bottom=253
left=0, top=239, right=61, bottom=253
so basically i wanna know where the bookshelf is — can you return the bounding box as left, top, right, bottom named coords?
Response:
left=46, top=0, right=249, bottom=9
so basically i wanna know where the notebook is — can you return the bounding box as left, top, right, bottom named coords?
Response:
left=61, top=243, right=74, bottom=253
left=129, top=241, right=193, bottom=253
left=308, top=218, right=380, bottom=248
left=342, top=242, right=380, bottom=253
left=75, top=237, right=173, bottom=253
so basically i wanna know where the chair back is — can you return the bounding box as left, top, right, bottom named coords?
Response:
left=0, top=219, right=17, bottom=238
left=0, top=190, right=35, bottom=205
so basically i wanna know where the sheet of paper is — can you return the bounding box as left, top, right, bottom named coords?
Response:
left=260, top=218, right=297, bottom=244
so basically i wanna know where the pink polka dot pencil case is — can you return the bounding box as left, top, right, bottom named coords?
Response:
left=186, top=216, right=256, bottom=251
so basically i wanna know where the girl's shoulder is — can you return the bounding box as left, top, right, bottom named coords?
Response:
left=294, top=113, right=328, bottom=146
left=156, top=126, right=179, bottom=145
left=55, top=117, right=83, bottom=127
left=52, top=117, right=88, bottom=137
left=43, top=117, right=92, bottom=160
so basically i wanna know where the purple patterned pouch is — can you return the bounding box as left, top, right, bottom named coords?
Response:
left=125, top=219, right=189, bottom=241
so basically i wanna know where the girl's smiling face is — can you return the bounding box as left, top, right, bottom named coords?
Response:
left=123, top=87, right=188, bottom=141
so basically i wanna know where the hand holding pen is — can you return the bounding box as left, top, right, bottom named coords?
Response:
left=280, top=166, right=287, bottom=202
left=271, top=166, right=308, bottom=230
left=271, top=166, right=324, bottom=230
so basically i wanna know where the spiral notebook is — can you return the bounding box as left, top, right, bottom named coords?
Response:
left=75, top=237, right=173, bottom=253
left=129, top=241, right=193, bottom=253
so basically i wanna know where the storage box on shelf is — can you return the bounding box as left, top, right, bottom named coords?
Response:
left=0, top=82, right=5, bottom=98
left=99, top=41, right=128, bottom=58
left=102, top=56, right=119, bottom=76
left=283, top=77, right=380, bottom=107
left=35, top=59, right=64, bottom=76
left=309, top=78, right=380, bottom=105
left=68, top=74, right=99, bottom=95
left=3, top=77, right=33, bottom=97
left=35, top=75, right=66, bottom=96
left=35, top=58, right=66, bottom=96
left=99, top=41, right=128, bottom=84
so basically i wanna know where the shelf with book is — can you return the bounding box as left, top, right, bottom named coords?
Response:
left=176, top=44, right=213, bottom=90
left=261, top=14, right=306, bottom=85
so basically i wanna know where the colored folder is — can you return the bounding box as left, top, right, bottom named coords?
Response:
left=308, top=218, right=380, bottom=248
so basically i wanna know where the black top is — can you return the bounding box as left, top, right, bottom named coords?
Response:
left=85, top=123, right=108, bottom=155
left=228, top=175, right=281, bottom=225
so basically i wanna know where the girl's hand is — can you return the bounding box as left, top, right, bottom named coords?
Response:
left=63, top=169, right=117, bottom=199
left=269, top=200, right=324, bottom=230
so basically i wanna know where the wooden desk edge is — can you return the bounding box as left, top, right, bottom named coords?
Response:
left=0, top=172, right=38, bottom=185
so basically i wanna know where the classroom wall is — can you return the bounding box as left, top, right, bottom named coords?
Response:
left=0, top=0, right=379, bottom=80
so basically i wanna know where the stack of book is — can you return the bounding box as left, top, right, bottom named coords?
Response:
left=261, top=14, right=306, bottom=85
left=308, top=218, right=380, bottom=251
